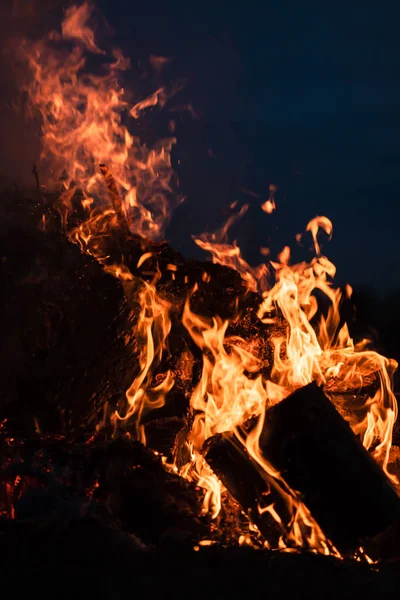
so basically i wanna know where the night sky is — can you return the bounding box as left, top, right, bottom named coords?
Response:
left=2, top=0, right=400, bottom=294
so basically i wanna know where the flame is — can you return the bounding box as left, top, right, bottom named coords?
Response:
left=182, top=210, right=398, bottom=547
left=20, top=2, right=180, bottom=240
left=193, top=204, right=271, bottom=293
left=113, top=279, right=174, bottom=444
left=169, top=286, right=337, bottom=552
left=19, top=2, right=399, bottom=557
left=261, top=184, right=277, bottom=214
left=61, top=3, right=104, bottom=54
left=306, top=215, right=333, bottom=256
left=130, top=88, right=167, bottom=119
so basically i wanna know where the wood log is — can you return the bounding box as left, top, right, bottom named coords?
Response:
left=204, top=385, right=400, bottom=554
left=0, top=222, right=137, bottom=434
left=204, top=432, right=294, bottom=548
left=364, top=517, right=400, bottom=562
left=259, top=382, right=400, bottom=553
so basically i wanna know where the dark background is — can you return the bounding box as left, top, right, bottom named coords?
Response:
left=101, top=0, right=400, bottom=297
left=1, top=0, right=400, bottom=299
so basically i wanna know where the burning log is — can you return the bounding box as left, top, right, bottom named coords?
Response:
left=204, top=432, right=292, bottom=547
left=259, top=382, right=400, bottom=553
left=0, top=187, right=282, bottom=440
left=205, top=383, right=400, bottom=554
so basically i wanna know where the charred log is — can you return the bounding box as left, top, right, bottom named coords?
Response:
left=0, top=223, right=137, bottom=434
left=259, top=382, right=400, bottom=553
left=365, top=517, right=400, bottom=562
left=204, top=432, right=293, bottom=548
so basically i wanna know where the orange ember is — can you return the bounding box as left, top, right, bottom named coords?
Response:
left=18, top=2, right=399, bottom=557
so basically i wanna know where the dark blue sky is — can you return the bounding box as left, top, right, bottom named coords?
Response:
left=96, top=0, right=400, bottom=293
left=2, top=0, right=400, bottom=293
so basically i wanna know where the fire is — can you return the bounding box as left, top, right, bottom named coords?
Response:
left=19, top=1, right=180, bottom=242
left=18, top=2, right=399, bottom=556
left=261, top=184, right=277, bottom=214
left=194, top=204, right=271, bottom=293
left=113, top=278, right=174, bottom=444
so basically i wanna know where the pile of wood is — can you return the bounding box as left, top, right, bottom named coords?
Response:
left=0, top=186, right=283, bottom=438
left=1, top=186, right=400, bottom=588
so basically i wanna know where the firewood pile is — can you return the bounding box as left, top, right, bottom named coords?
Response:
left=0, top=187, right=400, bottom=599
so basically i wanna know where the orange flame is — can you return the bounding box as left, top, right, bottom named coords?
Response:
left=20, top=2, right=180, bottom=240
left=194, top=204, right=271, bottom=292
left=113, top=279, right=174, bottom=444
left=181, top=211, right=398, bottom=549
left=261, top=184, right=277, bottom=214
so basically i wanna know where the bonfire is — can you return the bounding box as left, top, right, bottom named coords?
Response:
left=1, top=3, right=400, bottom=596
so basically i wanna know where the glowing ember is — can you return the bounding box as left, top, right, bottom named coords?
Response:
left=17, top=2, right=399, bottom=557
left=261, top=184, right=277, bottom=214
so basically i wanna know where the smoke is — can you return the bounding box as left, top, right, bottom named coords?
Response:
left=0, top=1, right=64, bottom=188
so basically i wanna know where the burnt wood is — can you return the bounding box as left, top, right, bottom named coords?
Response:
left=0, top=221, right=137, bottom=434
left=365, top=517, right=400, bottom=561
left=204, top=432, right=295, bottom=548
left=0, top=188, right=284, bottom=438
left=259, top=382, right=400, bottom=553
